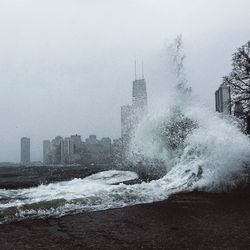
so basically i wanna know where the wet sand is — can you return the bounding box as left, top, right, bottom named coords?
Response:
left=0, top=190, right=249, bottom=250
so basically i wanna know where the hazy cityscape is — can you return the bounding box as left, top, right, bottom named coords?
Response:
left=18, top=67, right=250, bottom=167
left=0, top=1, right=250, bottom=249
left=17, top=69, right=148, bottom=167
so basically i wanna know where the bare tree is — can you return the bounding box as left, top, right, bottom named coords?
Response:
left=223, top=41, right=250, bottom=132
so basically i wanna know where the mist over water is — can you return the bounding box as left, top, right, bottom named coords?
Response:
left=0, top=89, right=249, bottom=223
left=0, top=35, right=250, bottom=223
left=131, top=93, right=250, bottom=189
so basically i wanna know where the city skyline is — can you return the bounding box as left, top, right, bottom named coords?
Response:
left=0, top=2, right=249, bottom=248
left=19, top=72, right=148, bottom=164
left=1, top=0, right=250, bottom=162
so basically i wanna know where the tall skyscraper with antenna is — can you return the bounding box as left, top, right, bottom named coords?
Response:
left=120, top=61, right=148, bottom=160
left=132, top=60, right=148, bottom=116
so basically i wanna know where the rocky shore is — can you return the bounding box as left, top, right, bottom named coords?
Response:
left=0, top=189, right=249, bottom=250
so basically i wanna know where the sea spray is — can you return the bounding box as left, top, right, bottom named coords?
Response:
left=1, top=37, right=250, bottom=222
left=129, top=94, right=250, bottom=191
left=0, top=99, right=249, bottom=223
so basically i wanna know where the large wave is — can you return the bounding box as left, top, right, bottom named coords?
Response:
left=130, top=94, right=250, bottom=191
left=0, top=94, right=249, bottom=223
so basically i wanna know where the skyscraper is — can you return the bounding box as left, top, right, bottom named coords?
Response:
left=43, top=140, right=51, bottom=164
left=120, top=65, right=148, bottom=160
left=51, top=136, right=63, bottom=164
left=61, top=137, right=73, bottom=164
left=121, top=105, right=134, bottom=139
left=215, top=82, right=231, bottom=115
left=132, top=78, right=147, bottom=111
left=20, top=137, right=30, bottom=165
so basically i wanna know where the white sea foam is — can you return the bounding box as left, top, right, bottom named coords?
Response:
left=130, top=96, right=250, bottom=190
left=0, top=96, right=249, bottom=223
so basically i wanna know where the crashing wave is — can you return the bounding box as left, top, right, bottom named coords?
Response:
left=0, top=95, right=250, bottom=223
left=130, top=96, right=250, bottom=190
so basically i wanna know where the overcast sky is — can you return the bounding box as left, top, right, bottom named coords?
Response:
left=0, top=0, right=250, bottom=162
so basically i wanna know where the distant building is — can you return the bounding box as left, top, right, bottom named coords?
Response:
left=70, top=135, right=82, bottom=152
left=85, top=135, right=109, bottom=163
left=51, top=136, right=63, bottom=164
left=20, top=137, right=30, bottom=165
left=132, top=78, right=148, bottom=113
left=215, top=83, right=250, bottom=134
left=215, top=83, right=231, bottom=115
left=100, top=137, right=111, bottom=149
left=86, top=135, right=98, bottom=145
left=61, top=137, right=73, bottom=164
left=43, top=140, right=51, bottom=164
left=100, top=137, right=112, bottom=162
left=121, top=105, right=134, bottom=139
left=121, top=75, right=148, bottom=160
left=69, top=135, right=82, bottom=163
left=43, top=134, right=115, bottom=165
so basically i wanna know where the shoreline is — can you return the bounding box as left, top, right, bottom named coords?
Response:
left=0, top=190, right=249, bottom=249
left=0, top=164, right=164, bottom=189
left=0, top=165, right=249, bottom=249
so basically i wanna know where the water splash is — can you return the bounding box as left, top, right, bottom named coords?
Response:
left=0, top=95, right=250, bottom=223
left=130, top=94, right=250, bottom=190
left=1, top=35, right=249, bottom=223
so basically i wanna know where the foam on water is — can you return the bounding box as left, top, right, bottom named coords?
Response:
left=0, top=97, right=249, bottom=223
left=130, top=97, right=250, bottom=190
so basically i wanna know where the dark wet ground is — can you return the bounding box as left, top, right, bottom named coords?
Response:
left=0, top=190, right=249, bottom=250
left=0, top=164, right=165, bottom=189
left=0, top=165, right=109, bottom=189
left=0, top=165, right=249, bottom=249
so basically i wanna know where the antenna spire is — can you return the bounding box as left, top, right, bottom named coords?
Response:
left=142, top=60, right=144, bottom=79
left=134, top=60, right=137, bottom=80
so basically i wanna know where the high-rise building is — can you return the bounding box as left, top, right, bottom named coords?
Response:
left=132, top=78, right=147, bottom=111
left=215, top=83, right=231, bottom=115
left=70, top=134, right=82, bottom=153
left=20, top=137, right=30, bottom=165
left=86, top=135, right=98, bottom=145
left=62, top=135, right=81, bottom=163
left=43, top=140, right=51, bottom=164
left=51, top=136, right=63, bottom=164
left=62, top=137, right=74, bottom=164
left=100, top=137, right=112, bottom=154
left=120, top=70, right=148, bottom=160
left=121, top=105, right=134, bottom=139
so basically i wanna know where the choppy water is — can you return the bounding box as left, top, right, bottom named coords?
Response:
left=0, top=98, right=250, bottom=224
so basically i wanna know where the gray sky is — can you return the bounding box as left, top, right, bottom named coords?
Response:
left=0, top=0, right=250, bottom=162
